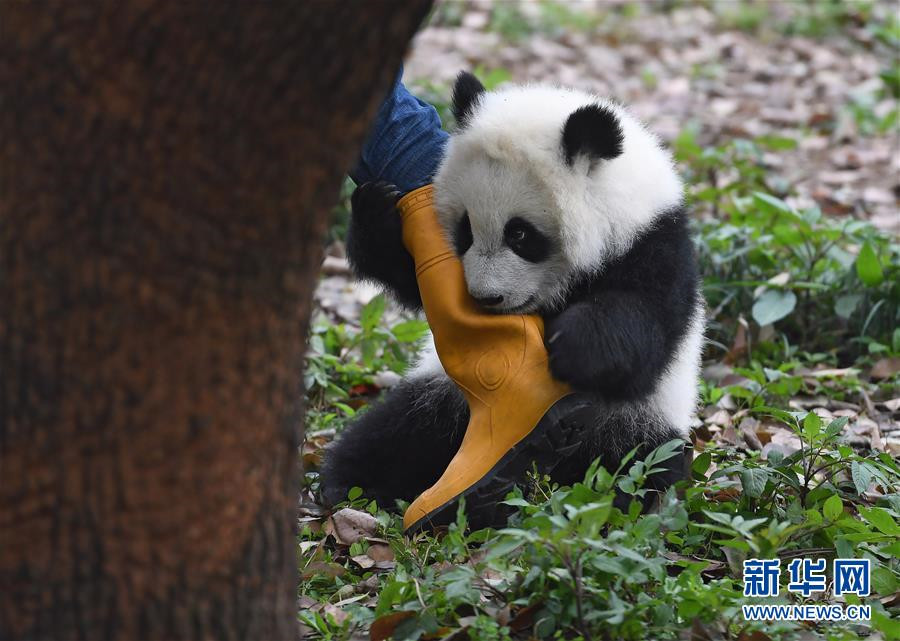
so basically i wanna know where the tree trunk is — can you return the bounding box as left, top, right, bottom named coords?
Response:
left=0, top=3, right=431, bottom=639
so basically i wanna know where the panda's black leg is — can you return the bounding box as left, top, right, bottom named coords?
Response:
left=320, top=376, right=467, bottom=509
left=346, top=181, right=423, bottom=310
left=546, top=404, right=689, bottom=510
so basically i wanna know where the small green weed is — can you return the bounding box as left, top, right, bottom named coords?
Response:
left=300, top=426, right=899, bottom=640
left=303, top=21, right=900, bottom=634
left=305, top=295, right=428, bottom=430
left=676, top=131, right=899, bottom=363
left=487, top=0, right=603, bottom=42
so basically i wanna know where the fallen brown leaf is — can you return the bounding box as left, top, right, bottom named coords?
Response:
left=298, top=540, right=321, bottom=555
left=437, top=627, right=470, bottom=641
left=690, top=618, right=716, bottom=641
left=321, top=603, right=348, bottom=626
left=301, top=561, right=346, bottom=580
left=724, top=322, right=748, bottom=364
left=487, top=604, right=511, bottom=626
left=302, top=435, right=330, bottom=469
left=768, top=426, right=803, bottom=456
left=738, top=417, right=763, bottom=451
left=847, top=418, right=885, bottom=451
left=299, top=499, right=328, bottom=518
left=298, top=595, right=318, bottom=610
left=886, top=436, right=900, bottom=456
left=351, top=554, right=375, bottom=569
left=370, top=611, right=416, bottom=641
left=871, top=357, right=900, bottom=380
left=298, top=519, right=323, bottom=536
left=508, top=602, right=542, bottom=633
left=717, top=425, right=740, bottom=446
left=705, top=486, right=741, bottom=502
left=356, top=574, right=380, bottom=594
left=706, top=409, right=732, bottom=428
left=328, top=508, right=378, bottom=546
left=366, top=542, right=395, bottom=562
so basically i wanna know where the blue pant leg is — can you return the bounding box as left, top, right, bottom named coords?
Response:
left=350, top=71, right=449, bottom=193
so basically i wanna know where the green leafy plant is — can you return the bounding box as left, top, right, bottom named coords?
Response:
left=486, top=1, right=603, bottom=42
left=305, top=295, right=428, bottom=429
left=677, top=132, right=899, bottom=363
left=302, top=10, right=900, bottom=635
left=300, top=429, right=900, bottom=640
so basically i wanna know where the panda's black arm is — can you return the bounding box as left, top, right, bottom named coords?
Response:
left=544, top=293, right=670, bottom=400
left=544, top=209, right=700, bottom=400
left=345, top=181, right=423, bottom=310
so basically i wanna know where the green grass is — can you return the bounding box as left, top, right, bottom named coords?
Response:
left=710, top=0, right=876, bottom=38
left=303, top=52, right=899, bottom=641
left=674, top=129, right=899, bottom=365
left=304, top=298, right=428, bottom=435
left=301, top=136, right=899, bottom=638
left=300, top=413, right=899, bottom=639
left=486, top=1, right=604, bottom=43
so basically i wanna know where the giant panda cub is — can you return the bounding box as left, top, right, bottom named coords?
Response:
left=322, top=73, right=705, bottom=514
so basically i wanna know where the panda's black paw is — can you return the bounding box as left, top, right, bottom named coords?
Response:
left=546, top=326, right=595, bottom=390
left=350, top=181, right=402, bottom=223
left=346, top=182, right=423, bottom=310
left=347, top=181, right=404, bottom=271
left=546, top=321, right=654, bottom=401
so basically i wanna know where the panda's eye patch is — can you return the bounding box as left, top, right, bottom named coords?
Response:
left=504, top=217, right=550, bottom=263
left=509, top=228, right=526, bottom=243
left=454, top=212, right=473, bottom=255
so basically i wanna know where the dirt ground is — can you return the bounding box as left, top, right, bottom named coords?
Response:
left=310, top=1, right=898, bottom=454
left=404, top=1, right=898, bottom=232
left=315, top=0, right=897, bottom=345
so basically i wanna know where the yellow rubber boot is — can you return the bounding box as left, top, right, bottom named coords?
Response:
left=398, top=185, right=583, bottom=532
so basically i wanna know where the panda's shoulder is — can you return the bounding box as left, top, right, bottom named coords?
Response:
left=570, top=205, right=696, bottom=297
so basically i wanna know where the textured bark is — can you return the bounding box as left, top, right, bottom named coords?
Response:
left=0, top=2, right=430, bottom=639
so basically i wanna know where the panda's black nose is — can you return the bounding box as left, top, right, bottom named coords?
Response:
left=473, top=294, right=504, bottom=307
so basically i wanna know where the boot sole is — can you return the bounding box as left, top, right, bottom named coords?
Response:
left=404, top=393, right=598, bottom=534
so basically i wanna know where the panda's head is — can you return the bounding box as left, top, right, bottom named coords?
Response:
left=433, top=72, right=683, bottom=314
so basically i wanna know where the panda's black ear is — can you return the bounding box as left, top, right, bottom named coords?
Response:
left=452, top=71, right=486, bottom=128
left=561, top=104, right=624, bottom=166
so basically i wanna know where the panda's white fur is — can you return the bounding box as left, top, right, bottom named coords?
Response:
left=408, top=83, right=702, bottom=436
left=434, top=85, right=683, bottom=274
left=324, top=77, right=706, bottom=514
